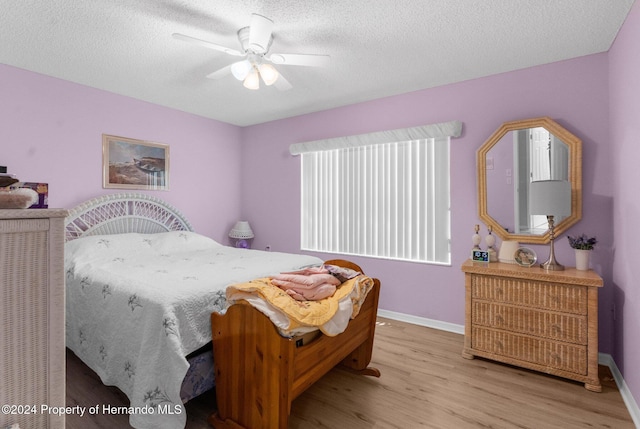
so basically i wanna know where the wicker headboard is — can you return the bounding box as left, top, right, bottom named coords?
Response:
left=65, top=193, right=193, bottom=241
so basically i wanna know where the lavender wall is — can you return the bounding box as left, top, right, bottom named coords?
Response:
left=2, top=15, right=635, bottom=405
left=0, top=64, right=243, bottom=240
left=241, top=54, right=614, bottom=348
left=609, top=0, right=640, bottom=407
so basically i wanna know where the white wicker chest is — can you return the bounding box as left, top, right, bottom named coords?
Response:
left=0, top=209, right=68, bottom=429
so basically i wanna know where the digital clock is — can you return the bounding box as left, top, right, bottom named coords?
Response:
left=471, top=250, right=489, bottom=262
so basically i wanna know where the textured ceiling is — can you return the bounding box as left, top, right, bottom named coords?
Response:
left=0, top=0, right=634, bottom=126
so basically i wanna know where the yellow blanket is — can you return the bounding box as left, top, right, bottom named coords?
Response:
left=226, top=275, right=374, bottom=333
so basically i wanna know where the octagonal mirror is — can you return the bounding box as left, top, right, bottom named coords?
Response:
left=477, top=117, right=582, bottom=244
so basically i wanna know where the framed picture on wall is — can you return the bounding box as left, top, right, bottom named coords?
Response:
left=102, top=134, right=170, bottom=190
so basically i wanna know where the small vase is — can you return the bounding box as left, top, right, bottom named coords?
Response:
left=575, top=249, right=591, bottom=271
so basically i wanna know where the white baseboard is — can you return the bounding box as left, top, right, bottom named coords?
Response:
left=377, top=309, right=639, bottom=428
left=377, top=309, right=464, bottom=335
left=599, top=353, right=640, bottom=428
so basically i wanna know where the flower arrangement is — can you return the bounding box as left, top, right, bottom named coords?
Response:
left=567, top=234, right=597, bottom=250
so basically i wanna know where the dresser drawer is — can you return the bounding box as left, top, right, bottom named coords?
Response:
left=472, top=301, right=587, bottom=344
left=471, top=275, right=587, bottom=315
left=472, top=326, right=588, bottom=375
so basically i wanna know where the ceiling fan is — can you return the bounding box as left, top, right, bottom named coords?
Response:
left=173, top=13, right=330, bottom=91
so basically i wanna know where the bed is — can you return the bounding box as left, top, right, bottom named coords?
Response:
left=64, top=193, right=381, bottom=429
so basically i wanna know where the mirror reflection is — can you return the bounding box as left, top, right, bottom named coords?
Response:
left=477, top=117, right=582, bottom=244
left=485, top=127, right=569, bottom=235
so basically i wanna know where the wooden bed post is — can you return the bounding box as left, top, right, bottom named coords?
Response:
left=209, top=304, right=295, bottom=429
left=341, top=279, right=380, bottom=377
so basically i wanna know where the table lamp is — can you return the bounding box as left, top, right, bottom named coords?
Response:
left=229, top=221, right=254, bottom=248
left=529, top=180, right=571, bottom=271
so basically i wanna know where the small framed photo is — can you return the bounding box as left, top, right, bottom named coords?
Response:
left=102, top=134, right=169, bottom=191
left=514, top=247, right=537, bottom=267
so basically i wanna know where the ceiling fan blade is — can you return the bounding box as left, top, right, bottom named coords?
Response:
left=274, top=72, right=293, bottom=91
left=248, top=14, right=273, bottom=53
left=268, top=53, right=330, bottom=67
left=172, top=33, right=244, bottom=56
left=206, top=64, right=233, bottom=80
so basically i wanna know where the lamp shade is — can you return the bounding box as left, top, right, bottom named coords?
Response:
left=529, top=180, right=571, bottom=217
left=258, top=63, right=279, bottom=85
left=229, top=221, right=254, bottom=239
left=243, top=69, right=260, bottom=90
left=231, top=60, right=252, bottom=81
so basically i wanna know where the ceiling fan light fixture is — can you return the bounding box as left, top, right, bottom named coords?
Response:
left=258, top=63, right=279, bottom=85
left=175, top=12, right=329, bottom=92
left=231, top=60, right=252, bottom=81
left=247, top=13, right=274, bottom=54
left=243, top=68, right=260, bottom=90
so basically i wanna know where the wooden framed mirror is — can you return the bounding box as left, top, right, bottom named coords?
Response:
left=477, top=117, right=582, bottom=244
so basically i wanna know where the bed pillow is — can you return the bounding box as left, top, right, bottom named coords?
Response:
left=146, top=231, right=222, bottom=253
left=65, top=231, right=221, bottom=262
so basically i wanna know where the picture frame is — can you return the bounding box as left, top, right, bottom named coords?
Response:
left=102, top=134, right=169, bottom=190
left=514, top=247, right=537, bottom=267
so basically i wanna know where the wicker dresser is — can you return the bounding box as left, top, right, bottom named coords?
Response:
left=461, top=260, right=603, bottom=392
left=0, top=209, right=68, bottom=429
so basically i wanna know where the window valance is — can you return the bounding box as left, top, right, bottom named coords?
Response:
left=289, top=120, right=462, bottom=155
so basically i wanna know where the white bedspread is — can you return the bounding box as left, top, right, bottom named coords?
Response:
left=65, top=231, right=322, bottom=429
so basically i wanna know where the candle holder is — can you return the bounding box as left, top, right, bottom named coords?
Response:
left=485, top=226, right=497, bottom=262
left=472, top=224, right=482, bottom=250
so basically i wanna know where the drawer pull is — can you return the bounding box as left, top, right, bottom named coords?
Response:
left=551, top=324, right=562, bottom=334
left=494, top=340, right=504, bottom=350
left=495, top=287, right=503, bottom=296
left=494, top=314, right=504, bottom=325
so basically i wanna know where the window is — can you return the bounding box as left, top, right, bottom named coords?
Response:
left=291, top=121, right=461, bottom=265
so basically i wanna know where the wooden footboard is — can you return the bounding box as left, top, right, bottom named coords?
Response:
left=208, top=260, right=381, bottom=429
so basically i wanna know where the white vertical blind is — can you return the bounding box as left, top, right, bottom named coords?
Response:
left=301, top=137, right=451, bottom=264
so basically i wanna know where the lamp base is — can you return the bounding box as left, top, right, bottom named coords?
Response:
left=540, top=259, right=565, bottom=271
left=233, top=239, right=251, bottom=249
left=539, top=215, right=564, bottom=271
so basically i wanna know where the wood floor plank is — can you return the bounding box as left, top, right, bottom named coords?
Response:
left=66, top=317, right=634, bottom=428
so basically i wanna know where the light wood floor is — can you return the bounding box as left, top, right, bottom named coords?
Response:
left=66, top=317, right=635, bottom=428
